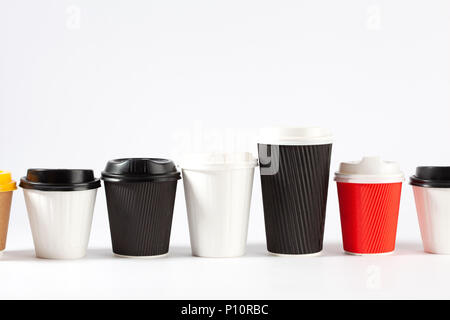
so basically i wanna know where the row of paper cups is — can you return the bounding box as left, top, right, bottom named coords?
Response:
left=1, top=127, right=450, bottom=258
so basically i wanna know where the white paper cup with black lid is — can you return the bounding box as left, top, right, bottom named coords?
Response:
left=411, top=167, right=450, bottom=254
left=20, top=169, right=101, bottom=259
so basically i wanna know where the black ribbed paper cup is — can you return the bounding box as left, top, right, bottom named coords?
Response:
left=258, top=128, right=332, bottom=255
left=102, top=158, right=181, bottom=257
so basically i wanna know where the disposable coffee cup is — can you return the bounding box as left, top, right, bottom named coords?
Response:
left=102, top=158, right=181, bottom=258
left=0, top=171, right=17, bottom=255
left=411, top=167, right=450, bottom=254
left=335, top=157, right=404, bottom=255
left=181, top=152, right=257, bottom=257
left=258, top=127, right=332, bottom=255
left=20, top=169, right=101, bottom=259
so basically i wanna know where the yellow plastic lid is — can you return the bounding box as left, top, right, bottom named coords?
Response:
left=0, top=171, right=17, bottom=192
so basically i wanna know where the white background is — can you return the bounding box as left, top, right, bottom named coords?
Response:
left=1, top=0, right=450, bottom=299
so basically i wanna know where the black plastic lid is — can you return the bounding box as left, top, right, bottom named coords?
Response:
left=20, top=169, right=101, bottom=191
left=101, top=158, right=181, bottom=182
left=410, top=166, right=450, bottom=188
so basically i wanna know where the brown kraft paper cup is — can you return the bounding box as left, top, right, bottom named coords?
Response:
left=0, top=191, right=13, bottom=251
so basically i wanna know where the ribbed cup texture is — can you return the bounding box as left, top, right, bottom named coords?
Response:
left=337, top=182, right=402, bottom=254
left=258, top=144, right=332, bottom=254
left=104, top=181, right=178, bottom=256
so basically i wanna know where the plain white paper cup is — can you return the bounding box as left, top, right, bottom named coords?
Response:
left=413, top=186, right=450, bottom=254
left=181, top=152, right=257, bottom=258
left=23, top=189, right=98, bottom=259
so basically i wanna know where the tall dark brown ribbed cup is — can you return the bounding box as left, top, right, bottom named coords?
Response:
left=258, top=143, right=332, bottom=254
left=104, top=180, right=178, bottom=257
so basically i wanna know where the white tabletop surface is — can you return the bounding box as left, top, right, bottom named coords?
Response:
left=1, top=241, right=448, bottom=300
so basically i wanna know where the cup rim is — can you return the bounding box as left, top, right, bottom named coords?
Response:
left=335, top=173, right=405, bottom=184
left=258, top=127, right=333, bottom=146
left=410, top=166, right=450, bottom=188
left=410, top=176, right=450, bottom=188
left=179, top=152, right=258, bottom=171
left=20, top=168, right=101, bottom=191
left=101, top=158, right=181, bottom=183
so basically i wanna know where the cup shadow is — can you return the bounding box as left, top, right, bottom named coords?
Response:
left=0, top=242, right=426, bottom=261
left=322, top=241, right=425, bottom=257
left=0, top=248, right=115, bottom=262
left=165, top=243, right=269, bottom=259
left=0, top=249, right=36, bottom=261
left=393, top=241, right=425, bottom=255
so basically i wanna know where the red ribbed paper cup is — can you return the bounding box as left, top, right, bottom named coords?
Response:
left=335, top=157, right=404, bottom=255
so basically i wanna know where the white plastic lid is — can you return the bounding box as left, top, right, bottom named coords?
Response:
left=258, top=127, right=333, bottom=145
left=335, top=156, right=404, bottom=183
left=180, top=152, right=258, bottom=170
